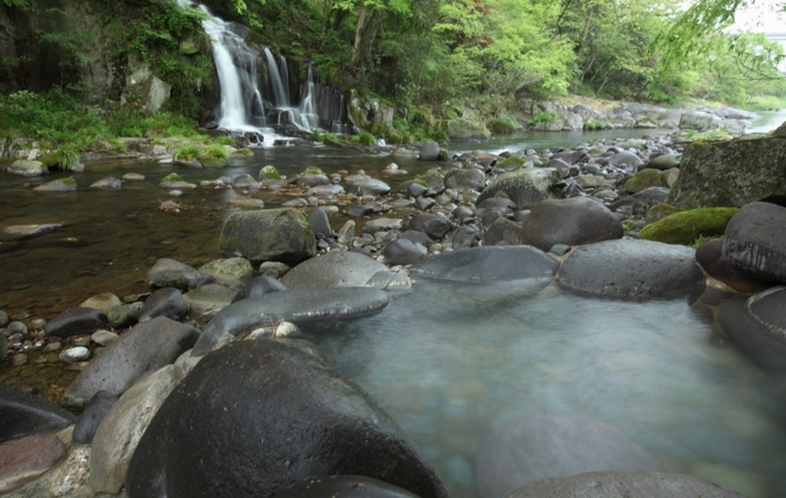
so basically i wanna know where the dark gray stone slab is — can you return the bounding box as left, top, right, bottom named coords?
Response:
left=722, top=201, right=786, bottom=283
left=410, top=246, right=559, bottom=284
left=0, top=385, right=76, bottom=444
left=61, top=317, right=199, bottom=408
left=192, top=288, right=390, bottom=356
left=125, top=340, right=448, bottom=498
left=556, top=239, right=704, bottom=299
left=43, top=307, right=108, bottom=339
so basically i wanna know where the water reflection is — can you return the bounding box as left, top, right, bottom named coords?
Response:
left=312, top=281, right=786, bottom=498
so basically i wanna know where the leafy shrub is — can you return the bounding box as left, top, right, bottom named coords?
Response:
left=173, top=144, right=202, bottom=161
left=352, top=132, right=376, bottom=146
left=528, top=110, right=559, bottom=127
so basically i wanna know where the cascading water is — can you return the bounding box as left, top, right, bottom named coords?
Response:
left=175, top=0, right=343, bottom=143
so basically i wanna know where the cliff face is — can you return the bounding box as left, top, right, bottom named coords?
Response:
left=0, top=1, right=217, bottom=120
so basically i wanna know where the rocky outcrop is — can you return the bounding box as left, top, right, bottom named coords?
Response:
left=668, top=135, right=786, bottom=209
left=722, top=202, right=786, bottom=282
left=218, top=208, right=317, bottom=265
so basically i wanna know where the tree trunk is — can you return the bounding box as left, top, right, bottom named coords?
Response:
left=350, top=4, right=372, bottom=69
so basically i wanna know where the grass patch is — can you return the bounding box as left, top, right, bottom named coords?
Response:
left=173, top=144, right=202, bottom=161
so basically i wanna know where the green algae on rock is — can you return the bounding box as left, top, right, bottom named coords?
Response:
left=638, top=207, right=738, bottom=245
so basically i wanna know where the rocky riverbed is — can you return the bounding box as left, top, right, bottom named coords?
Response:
left=1, top=117, right=786, bottom=497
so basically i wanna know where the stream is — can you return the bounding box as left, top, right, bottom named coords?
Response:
left=1, top=120, right=786, bottom=497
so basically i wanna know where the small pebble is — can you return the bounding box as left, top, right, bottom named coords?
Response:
left=43, top=341, right=62, bottom=353
left=11, top=353, right=28, bottom=366
left=60, top=347, right=91, bottom=363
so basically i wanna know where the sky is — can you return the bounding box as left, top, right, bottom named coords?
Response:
left=732, top=0, right=786, bottom=33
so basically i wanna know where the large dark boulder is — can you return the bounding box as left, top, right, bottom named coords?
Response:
left=277, top=476, right=421, bottom=498
left=125, top=340, right=449, bottom=498
left=520, top=197, right=623, bottom=251
left=410, top=246, right=559, bottom=284
left=668, top=135, right=786, bottom=209
left=476, top=413, right=660, bottom=498
left=60, top=317, right=199, bottom=408
left=508, top=471, right=744, bottom=498
left=218, top=208, right=317, bottom=265
left=556, top=239, right=705, bottom=299
left=722, top=201, right=786, bottom=283
left=0, top=385, right=76, bottom=444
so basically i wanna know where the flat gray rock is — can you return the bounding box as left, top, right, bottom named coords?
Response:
left=192, top=288, right=391, bottom=356
left=0, top=223, right=62, bottom=241
left=556, top=239, right=704, bottom=299
left=508, top=471, right=744, bottom=498
left=61, top=317, right=199, bottom=408
left=281, top=251, right=389, bottom=289
left=410, top=246, right=559, bottom=284
left=476, top=413, right=660, bottom=498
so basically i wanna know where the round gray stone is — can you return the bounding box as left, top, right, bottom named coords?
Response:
left=281, top=251, right=389, bottom=289
left=410, top=246, right=559, bottom=284
left=556, top=239, right=705, bottom=299
left=520, top=197, right=623, bottom=251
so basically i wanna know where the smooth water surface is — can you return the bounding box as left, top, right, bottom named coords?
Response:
left=312, top=281, right=786, bottom=498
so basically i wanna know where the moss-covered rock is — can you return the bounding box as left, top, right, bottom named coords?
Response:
left=259, top=165, right=281, bottom=180
left=447, top=117, right=491, bottom=140
left=622, top=169, right=669, bottom=194
left=668, top=135, right=786, bottom=208
left=478, top=167, right=563, bottom=208
left=162, top=173, right=184, bottom=183
left=219, top=208, right=316, bottom=265
left=494, top=157, right=526, bottom=171
left=638, top=207, right=739, bottom=245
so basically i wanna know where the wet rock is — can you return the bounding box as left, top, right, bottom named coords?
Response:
left=89, top=177, right=122, bottom=189
left=10, top=353, right=27, bottom=366
left=621, top=169, right=668, bottom=193
left=408, top=213, right=451, bottom=240
left=91, top=329, right=119, bottom=347
left=476, top=413, right=660, bottom=498
left=0, top=385, right=76, bottom=444
left=382, top=238, right=428, bottom=265
left=122, top=173, right=145, bottom=181
left=478, top=168, right=563, bottom=209
left=411, top=246, right=559, bottom=284
left=61, top=317, right=199, bottom=408
left=0, top=311, right=9, bottom=328
left=607, top=150, right=642, bottom=168
left=5, top=159, right=47, bottom=177
left=609, top=186, right=670, bottom=210
left=91, top=365, right=183, bottom=495
left=556, top=239, right=705, bottom=299
left=722, top=201, right=786, bottom=282
left=59, top=346, right=90, bottom=363
left=34, top=178, right=78, bottom=192
left=125, top=340, right=449, bottom=498
left=445, top=167, right=486, bottom=191
left=183, top=283, right=237, bottom=317
left=481, top=217, right=522, bottom=246
left=219, top=208, right=316, bottom=265
left=281, top=250, right=389, bottom=289
left=297, top=173, right=330, bottom=188
left=696, top=239, right=764, bottom=294
left=0, top=223, right=62, bottom=241
left=646, top=153, right=681, bottom=170
left=277, top=475, right=421, bottom=498
left=138, top=287, right=188, bottom=322
left=232, top=173, right=259, bottom=190
left=0, top=433, right=66, bottom=493
left=80, top=292, right=123, bottom=313
left=508, top=471, right=744, bottom=498
left=107, top=302, right=143, bottom=329
left=520, top=197, right=623, bottom=251
left=365, top=270, right=412, bottom=291
left=232, top=272, right=286, bottom=302
left=192, top=288, right=390, bottom=355
left=73, top=391, right=119, bottom=445
left=406, top=182, right=428, bottom=198
left=43, top=307, right=108, bottom=339
left=197, top=257, right=253, bottom=287
left=146, top=258, right=201, bottom=290
left=307, top=207, right=333, bottom=238
left=420, top=141, right=441, bottom=161
left=0, top=335, right=6, bottom=362
left=349, top=177, right=391, bottom=196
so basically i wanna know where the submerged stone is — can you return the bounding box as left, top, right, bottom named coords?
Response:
left=192, top=288, right=390, bottom=356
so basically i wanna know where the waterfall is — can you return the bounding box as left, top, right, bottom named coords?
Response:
left=175, top=0, right=350, bottom=142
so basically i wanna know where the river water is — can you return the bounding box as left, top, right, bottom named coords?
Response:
left=1, top=121, right=785, bottom=497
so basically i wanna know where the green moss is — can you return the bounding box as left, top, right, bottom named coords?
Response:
left=495, top=157, right=526, bottom=170
left=260, top=165, right=281, bottom=180
left=61, top=176, right=77, bottom=185
left=162, top=173, right=184, bottom=183
left=638, top=207, right=739, bottom=245
left=302, top=166, right=323, bottom=175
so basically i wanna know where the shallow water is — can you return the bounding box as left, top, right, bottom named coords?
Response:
left=2, top=127, right=786, bottom=496
left=312, top=281, right=786, bottom=498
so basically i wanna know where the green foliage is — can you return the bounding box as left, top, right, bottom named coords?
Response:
left=682, top=128, right=734, bottom=141
left=204, top=143, right=230, bottom=161
left=173, top=144, right=202, bottom=161
left=528, top=110, right=558, bottom=126
left=487, top=115, right=519, bottom=134
left=54, top=144, right=80, bottom=170
left=212, top=136, right=236, bottom=146
left=352, top=131, right=376, bottom=146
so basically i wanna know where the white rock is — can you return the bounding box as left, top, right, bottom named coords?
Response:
left=59, top=347, right=91, bottom=363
